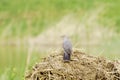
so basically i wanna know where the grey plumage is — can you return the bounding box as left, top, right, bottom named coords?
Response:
left=62, top=36, right=72, bottom=61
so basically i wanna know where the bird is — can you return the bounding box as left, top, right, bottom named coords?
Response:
left=62, top=35, right=72, bottom=62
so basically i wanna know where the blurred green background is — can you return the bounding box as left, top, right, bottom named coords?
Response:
left=0, top=0, right=120, bottom=80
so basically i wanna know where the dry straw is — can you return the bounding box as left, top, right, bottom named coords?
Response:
left=25, top=49, right=120, bottom=80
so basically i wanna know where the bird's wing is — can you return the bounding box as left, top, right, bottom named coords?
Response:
left=63, top=37, right=72, bottom=54
left=64, top=47, right=72, bottom=55
left=63, top=51, right=71, bottom=60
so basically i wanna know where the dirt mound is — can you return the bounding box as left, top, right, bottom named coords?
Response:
left=25, top=50, right=120, bottom=80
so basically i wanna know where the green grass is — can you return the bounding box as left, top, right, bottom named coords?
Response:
left=0, top=45, right=45, bottom=80
left=0, top=0, right=120, bottom=80
left=90, top=36, right=120, bottom=59
left=0, top=0, right=120, bottom=37
left=0, top=46, right=26, bottom=80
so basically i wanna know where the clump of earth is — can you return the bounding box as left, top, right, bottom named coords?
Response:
left=25, top=49, right=120, bottom=80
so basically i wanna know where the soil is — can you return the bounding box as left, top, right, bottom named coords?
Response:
left=25, top=49, right=120, bottom=80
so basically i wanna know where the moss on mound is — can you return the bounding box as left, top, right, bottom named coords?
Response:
left=25, top=49, right=120, bottom=80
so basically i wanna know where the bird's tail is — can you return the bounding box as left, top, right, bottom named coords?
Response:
left=63, top=52, right=71, bottom=61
